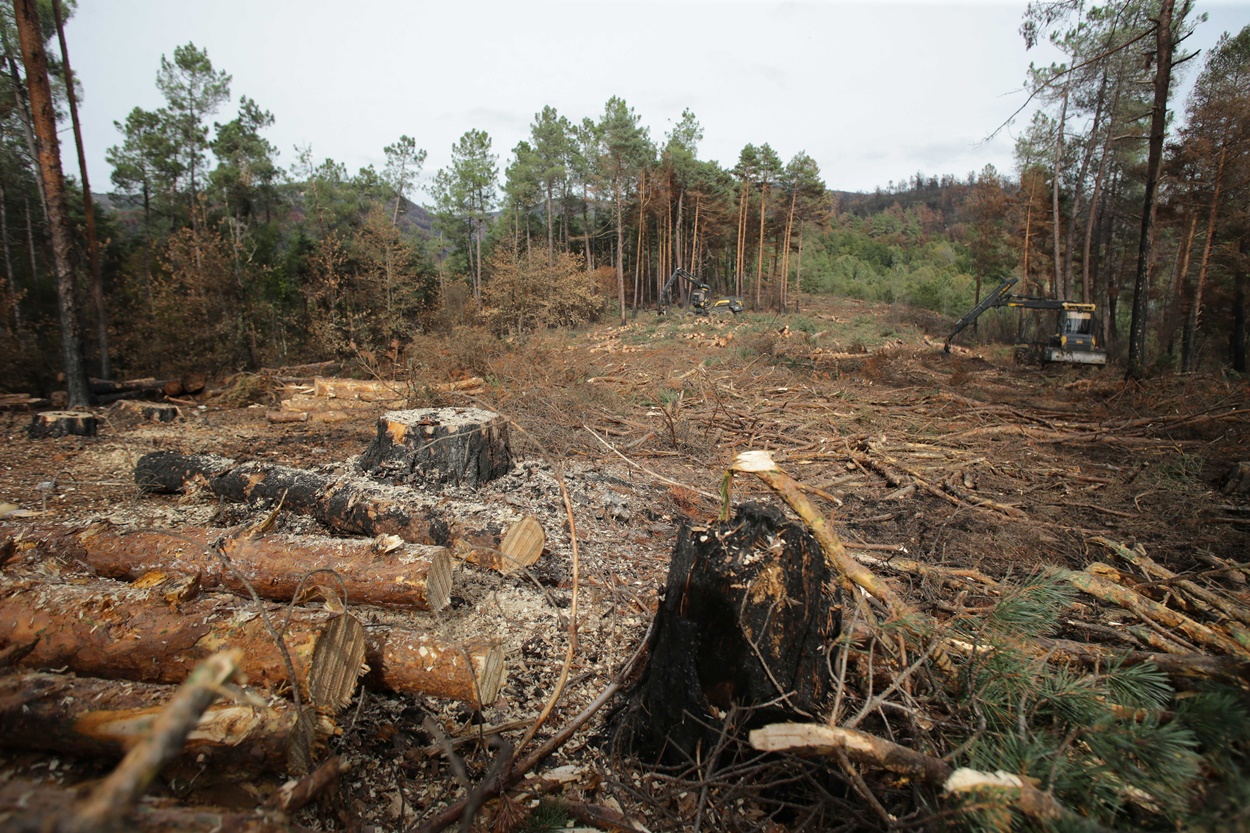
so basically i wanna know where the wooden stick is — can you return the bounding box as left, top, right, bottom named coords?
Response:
left=1067, top=566, right=1249, bottom=658
left=65, top=650, right=241, bottom=833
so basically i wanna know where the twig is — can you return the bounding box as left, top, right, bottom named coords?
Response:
left=585, top=424, right=719, bottom=500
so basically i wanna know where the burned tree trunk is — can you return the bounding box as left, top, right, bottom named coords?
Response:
left=133, top=452, right=506, bottom=556
left=359, top=407, right=512, bottom=488
left=627, top=504, right=840, bottom=760
left=0, top=670, right=330, bottom=772
left=11, top=522, right=454, bottom=611
left=0, top=575, right=505, bottom=708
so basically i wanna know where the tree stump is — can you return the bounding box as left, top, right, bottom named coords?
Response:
left=625, top=503, right=841, bottom=761
left=1223, top=462, right=1250, bottom=496
left=359, top=407, right=512, bottom=488
left=28, top=411, right=97, bottom=438
left=108, top=400, right=180, bottom=427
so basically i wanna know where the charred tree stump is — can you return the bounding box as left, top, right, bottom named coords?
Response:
left=9, top=522, right=454, bottom=611
left=359, top=407, right=512, bottom=488
left=627, top=504, right=841, bottom=761
left=28, top=410, right=97, bottom=438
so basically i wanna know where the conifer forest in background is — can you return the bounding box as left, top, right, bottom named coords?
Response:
left=0, top=0, right=1247, bottom=397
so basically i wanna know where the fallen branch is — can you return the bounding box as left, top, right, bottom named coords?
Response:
left=65, top=650, right=241, bottom=833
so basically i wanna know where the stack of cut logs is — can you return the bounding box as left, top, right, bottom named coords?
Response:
left=0, top=405, right=543, bottom=831
left=268, top=376, right=485, bottom=424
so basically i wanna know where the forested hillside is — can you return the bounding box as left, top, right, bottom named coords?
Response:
left=0, top=0, right=1246, bottom=397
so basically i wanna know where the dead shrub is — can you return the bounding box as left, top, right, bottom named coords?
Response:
left=482, top=250, right=605, bottom=335
left=445, top=325, right=506, bottom=378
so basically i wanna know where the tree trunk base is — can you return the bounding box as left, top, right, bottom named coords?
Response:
left=28, top=411, right=97, bottom=438
left=623, top=503, right=841, bottom=761
left=359, top=408, right=512, bottom=489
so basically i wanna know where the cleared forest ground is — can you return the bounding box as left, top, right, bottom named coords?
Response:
left=1, top=296, right=1247, bottom=831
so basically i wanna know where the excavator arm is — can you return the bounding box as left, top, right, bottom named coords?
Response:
left=945, top=276, right=1104, bottom=364
left=943, top=277, right=1020, bottom=352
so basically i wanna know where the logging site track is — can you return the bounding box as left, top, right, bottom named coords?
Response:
left=0, top=296, right=1248, bottom=832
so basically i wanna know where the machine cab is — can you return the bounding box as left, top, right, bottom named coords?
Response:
left=1058, top=310, right=1097, bottom=351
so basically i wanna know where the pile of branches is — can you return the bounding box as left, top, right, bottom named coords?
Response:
left=618, top=451, right=1250, bottom=832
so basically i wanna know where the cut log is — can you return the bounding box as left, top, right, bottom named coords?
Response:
left=0, top=779, right=299, bottom=833
left=0, top=393, right=49, bottom=411
left=0, top=575, right=505, bottom=708
left=180, top=371, right=207, bottom=395
left=135, top=451, right=464, bottom=546
left=0, top=670, right=328, bottom=771
left=10, top=521, right=454, bottom=611
left=359, top=407, right=512, bottom=488
left=313, top=376, right=409, bottom=402
left=131, top=451, right=525, bottom=568
left=626, top=503, right=840, bottom=760
left=66, top=652, right=243, bottom=833
left=107, top=400, right=180, bottom=427
left=280, top=393, right=376, bottom=413
left=28, top=410, right=97, bottom=438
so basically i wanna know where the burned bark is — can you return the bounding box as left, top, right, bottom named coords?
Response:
left=0, top=575, right=504, bottom=707
left=359, top=407, right=512, bottom=488
left=136, top=452, right=450, bottom=545
left=28, top=410, right=97, bottom=438
left=107, top=400, right=180, bottom=427
left=11, top=521, right=454, bottom=611
left=626, top=503, right=840, bottom=760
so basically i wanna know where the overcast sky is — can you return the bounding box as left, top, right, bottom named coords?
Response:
left=64, top=0, right=1248, bottom=199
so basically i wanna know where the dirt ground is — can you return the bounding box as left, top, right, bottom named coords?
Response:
left=1, top=296, right=1247, bottom=831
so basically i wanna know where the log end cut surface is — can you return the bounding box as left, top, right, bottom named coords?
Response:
left=360, top=408, right=512, bottom=488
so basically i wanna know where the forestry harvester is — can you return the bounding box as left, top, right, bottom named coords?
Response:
left=944, top=276, right=1107, bottom=365
left=658, top=268, right=744, bottom=316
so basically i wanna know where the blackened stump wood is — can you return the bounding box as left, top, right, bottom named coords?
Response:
left=628, top=503, right=841, bottom=761
left=28, top=411, right=96, bottom=438
left=359, top=408, right=511, bottom=488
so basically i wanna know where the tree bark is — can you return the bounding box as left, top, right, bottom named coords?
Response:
left=0, top=669, right=326, bottom=773
left=14, top=0, right=90, bottom=407
left=52, top=0, right=108, bottom=380
left=1052, top=85, right=1068, bottom=299
left=359, top=407, right=512, bottom=488
left=132, top=452, right=518, bottom=567
left=10, top=521, right=454, bottom=611
left=1233, top=235, right=1247, bottom=372
left=0, top=574, right=505, bottom=707
left=1126, top=0, right=1177, bottom=379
